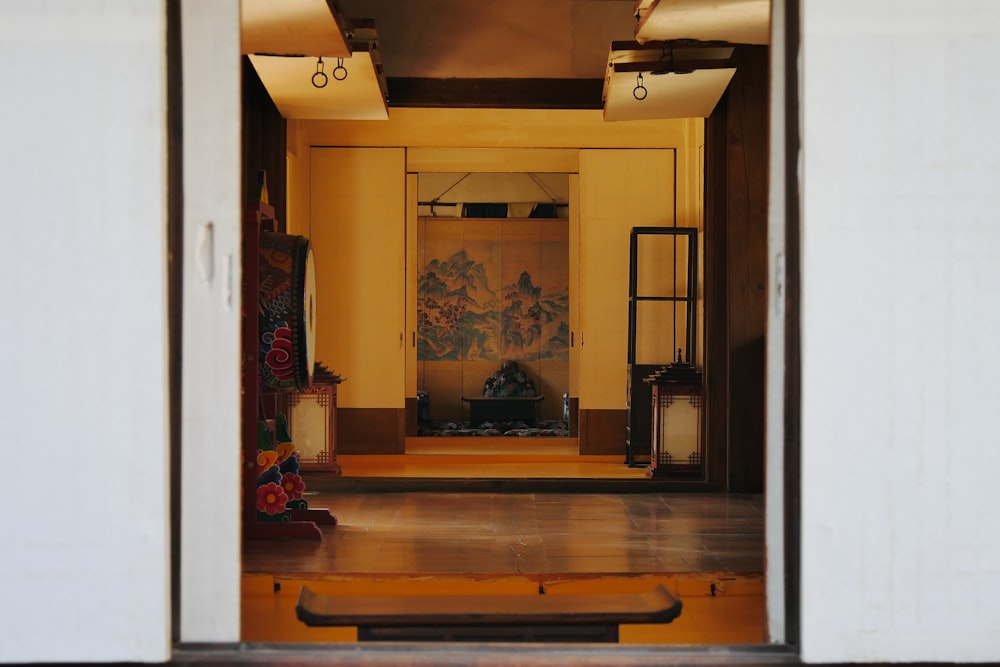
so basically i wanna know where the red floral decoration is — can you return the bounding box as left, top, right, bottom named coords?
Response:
left=264, top=326, right=296, bottom=381
left=281, top=472, right=305, bottom=500
left=256, top=482, right=288, bottom=515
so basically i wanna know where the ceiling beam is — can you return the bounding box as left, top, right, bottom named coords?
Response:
left=611, top=59, right=735, bottom=73
left=610, top=39, right=738, bottom=51
left=385, top=78, right=605, bottom=110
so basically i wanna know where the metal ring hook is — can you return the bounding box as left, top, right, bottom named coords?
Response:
left=333, top=58, right=348, bottom=81
left=312, top=57, right=328, bottom=88
left=633, top=73, right=647, bottom=100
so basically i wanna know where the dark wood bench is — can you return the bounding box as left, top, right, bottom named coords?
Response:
left=460, top=395, right=544, bottom=426
left=296, top=584, right=682, bottom=642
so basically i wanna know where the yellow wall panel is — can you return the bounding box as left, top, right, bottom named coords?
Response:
left=286, top=119, right=310, bottom=237
left=578, top=149, right=675, bottom=409
left=296, top=112, right=700, bottom=414
left=408, top=147, right=579, bottom=173
left=568, top=175, right=581, bottom=399
left=677, top=118, right=705, bottom=229
left=406, top=174, right=418, bottom=395
left=304, top=109, right=691, bottom=150
left=310, top=147, right=406, bottom=408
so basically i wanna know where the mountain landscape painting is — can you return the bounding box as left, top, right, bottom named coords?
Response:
left=418, top=248, right=569, bottom=362
left=417, top=249, right=500, bottom=361
left=501, top=270, right=569, bottom=360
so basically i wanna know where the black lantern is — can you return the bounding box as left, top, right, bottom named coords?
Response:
left=644, top=349, right=704, bottom=479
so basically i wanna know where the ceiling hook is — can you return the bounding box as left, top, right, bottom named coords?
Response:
left=633, top=72, right=647, bottom=100
left=333, top=58, right=348, bottom=81
left=312, top=57, right=328, bottom=88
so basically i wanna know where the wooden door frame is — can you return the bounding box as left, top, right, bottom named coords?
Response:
left=171, top=0, right=801, bottom=660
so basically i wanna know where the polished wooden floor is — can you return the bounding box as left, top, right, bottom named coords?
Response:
left=244, top=491, right=763, bottom=575
left=336, top=437, right=647, bottom=479
left=242, top=441, right=766, bottom=645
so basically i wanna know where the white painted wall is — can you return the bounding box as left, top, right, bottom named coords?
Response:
left=765, top=0, right=787, bottom=646
left=4, top=0, right=1000, bottom=662
left=179, top=0, right=242, bottom=644
left=0, top=1, right=171, bottom=662
left=799, top=0, right=1000, bottom=662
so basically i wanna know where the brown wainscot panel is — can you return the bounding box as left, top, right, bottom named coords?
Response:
left=568, top=396, right=579, bottom=437
left=338, top=408, right=406, bottom=454
left=578, top=409, right=627, bottom=456
left=405, top=396, right=418, bottom=437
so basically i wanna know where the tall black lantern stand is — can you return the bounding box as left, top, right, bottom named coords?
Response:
left=644, top=351, right=705, bottom=479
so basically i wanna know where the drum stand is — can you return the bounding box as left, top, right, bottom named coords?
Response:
left=251, top=392, right=338, bottom=539
left=243, top=191, right=336, bottom=541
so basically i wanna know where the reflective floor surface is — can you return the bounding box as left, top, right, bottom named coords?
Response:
left=242, top=488, right=766, bottom=645
left=243, top=492, right=764, bottom=575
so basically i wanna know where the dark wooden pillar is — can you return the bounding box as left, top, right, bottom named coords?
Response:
left=704, top=45, right=769, bottom=493
left=242, top=57, right=286, bottom=216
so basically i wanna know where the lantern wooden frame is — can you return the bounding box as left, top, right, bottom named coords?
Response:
left=645, top=355, right=705, bottom=479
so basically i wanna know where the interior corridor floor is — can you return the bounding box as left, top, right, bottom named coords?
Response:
left=242, top=488, right=766, bottom=645
left=244, top=491, right=764, bottom=575
left=242, top=439, right=765, bottom=645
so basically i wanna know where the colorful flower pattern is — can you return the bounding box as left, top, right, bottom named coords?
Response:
left=281, top=472, right=305, bottom=501
left=256, top=482, right=288, bottom=515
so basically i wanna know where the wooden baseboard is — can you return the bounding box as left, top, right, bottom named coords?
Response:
left=405, top=397, right=418, bottom=437
left=568, top=396, right=579, bottom=437
left=578, top=409, right=626, bottom=455
left=338, top=408, right=406, bottom=454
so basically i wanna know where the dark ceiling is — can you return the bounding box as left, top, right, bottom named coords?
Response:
left=337, top=0, right=639, bottom=108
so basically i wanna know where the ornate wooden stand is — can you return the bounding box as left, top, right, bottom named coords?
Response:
left=242, top=188, right=335, bottom=540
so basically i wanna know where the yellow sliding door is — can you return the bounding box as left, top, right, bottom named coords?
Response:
left=309, top=147, right=406, bottom=409
left=577, top=149, right=675, bottom=410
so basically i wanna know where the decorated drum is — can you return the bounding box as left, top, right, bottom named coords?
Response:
left=258, top=232, right=317, bottom=392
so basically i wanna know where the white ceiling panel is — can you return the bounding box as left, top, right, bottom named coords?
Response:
left=635, top=0, right=770, bottom=45
left=241, top=0, right=353, bottom=56
left=604, top=67, right=735, bottom=121
left=249, top=51, right=388, bottom=120
left=603, top=40, right=736, bottom=121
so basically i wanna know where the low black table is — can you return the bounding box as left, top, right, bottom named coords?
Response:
left=296, top=584, right=682, bottom=642
left=460, top=395, right=544, bottom=426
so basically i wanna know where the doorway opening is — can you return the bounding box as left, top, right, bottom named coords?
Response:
left=413, top=172, right=573, bottom=444
left=176, top=0, right=795, bottom=656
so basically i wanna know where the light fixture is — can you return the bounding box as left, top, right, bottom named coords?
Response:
left=633, top=72, right=648, bottom=100
left=645, top=349, right=704, bottom=479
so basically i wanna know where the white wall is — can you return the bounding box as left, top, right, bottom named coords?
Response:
left=179, top=0, right=242, bottom=644
left=0, top=1, right=171, bottom=662
left=799, top=0, right=1000, bottom=662
left=4, top=0, right=1000, bottom=663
